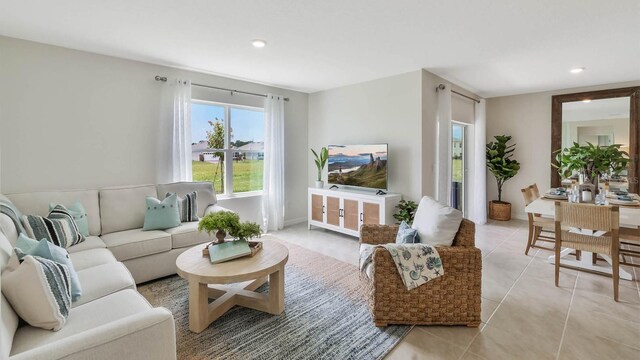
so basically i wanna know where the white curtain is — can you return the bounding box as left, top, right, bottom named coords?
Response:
left=262, top=94, right=285, bottom=231
left=170, top=79, right=192, bottom=182
left=473, top=99, right=487, bottom=224
left=436, top=85, right=452, bottom=206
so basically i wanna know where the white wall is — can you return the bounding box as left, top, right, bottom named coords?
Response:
left=308, top=71, right=424, bottom=201
left=0, top=36, right=309, bottom=225
left=486, top=80, right=640, bottom=220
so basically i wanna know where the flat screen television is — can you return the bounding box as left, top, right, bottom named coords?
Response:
left=327, top=144, right=388, bottom=190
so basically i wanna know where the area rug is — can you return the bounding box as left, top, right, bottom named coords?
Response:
left=138, top=237, right=411, bottom=360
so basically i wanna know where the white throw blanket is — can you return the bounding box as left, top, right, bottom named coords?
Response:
left=359, top=243, right=444, bottom=290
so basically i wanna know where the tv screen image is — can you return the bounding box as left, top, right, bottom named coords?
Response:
left=327, top=144, right=388, bottom=190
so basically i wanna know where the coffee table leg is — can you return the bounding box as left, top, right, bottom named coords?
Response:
left=188, top=280, right=209, bottom=333
left=268, top=266, right=285, bottom=314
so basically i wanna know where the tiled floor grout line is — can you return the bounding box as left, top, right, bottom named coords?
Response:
left=481, top=224, right=523, bottom=259
left=555, top=271, right=579, bottom=360
left=457, top=246, right=540, bottom=360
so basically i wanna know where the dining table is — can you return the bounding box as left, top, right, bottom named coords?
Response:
left=525, top=191, right=640, bottom=281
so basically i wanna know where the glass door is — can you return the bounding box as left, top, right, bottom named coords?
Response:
left=451, top=123, right=466, bottom=213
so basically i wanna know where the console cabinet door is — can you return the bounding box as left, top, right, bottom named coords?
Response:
left=361, top=201, right=381, bottom=225
left=342, top=199, right=359, bottom=231
left=311, top=194, right=324, bottom=222
left=326, top=196, right=341, bottom=227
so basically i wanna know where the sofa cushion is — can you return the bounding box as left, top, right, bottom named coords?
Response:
left=0, top=231, right=19, bottom=360
left=10, top=289, right=152, bottom=356
left=101, top=229, right=172, bottom=261
left=157, top=182, right=217, bottom=218
left=22, top=205, right=85, bottom=248
left=0, top=213, right=19, bottom=245
left=143, top=194, right=181, bottom=231
left=49, top=202, right=90, bottom=237
left=164, top=222, right=212, bottom=249
left=412, top=196, right=463, bottom=247
left=16, top=235, right=82, bottom=302
left=7, top=189, right=101, bottom=236
left=69, top=248, right=116, bottom=271
left=2, top=253, right=72, bottom=331
left=73, top=262, right=136, bottom=307
left=66, top=235, right=106, bottom=254
left=166, top=191, right=199, bottom=222
left=99, top=185, right=157, bottom=235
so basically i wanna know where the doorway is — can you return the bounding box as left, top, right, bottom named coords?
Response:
left=451, top=123, right=466, bottom=214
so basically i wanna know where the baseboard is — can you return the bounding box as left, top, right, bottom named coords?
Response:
left=284, top=217, right=307, bottom=227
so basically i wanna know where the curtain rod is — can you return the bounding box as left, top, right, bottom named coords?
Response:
left=154, top=76, right=290, bottom=102
left=436, top=84, right=480, bottom=103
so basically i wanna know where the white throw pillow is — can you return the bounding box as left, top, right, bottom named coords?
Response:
left=1, top=251, right=71, bottom=331
left=411, top=196, right=463, bottom=247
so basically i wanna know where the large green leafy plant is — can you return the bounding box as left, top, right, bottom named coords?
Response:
left=486, top=135, right=521, bottom=203
left=311, top=147, right=329, bottom=182
left=553, top=142, right=629, bottom=183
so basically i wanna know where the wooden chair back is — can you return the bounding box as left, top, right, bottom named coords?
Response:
left=554, top=201, right=619, bottom=232
left=520, top=184, right=539, bottom=206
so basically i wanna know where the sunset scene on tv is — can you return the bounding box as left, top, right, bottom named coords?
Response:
left=327, top=144, right=388, bottom=190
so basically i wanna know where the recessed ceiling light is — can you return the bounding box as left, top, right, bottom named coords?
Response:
left=570, top=67, right=585, bottom=74
left=251, top=39, right=267, bottom=48
left=582, top=99, right=591, bottom=103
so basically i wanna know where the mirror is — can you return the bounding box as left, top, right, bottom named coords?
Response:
left=551, top=87, right=640, bottom=193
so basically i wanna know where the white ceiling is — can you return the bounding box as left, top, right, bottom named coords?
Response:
left=563, top=97, right=630, bottom=122
left=1, top=0, right=639, bottom=97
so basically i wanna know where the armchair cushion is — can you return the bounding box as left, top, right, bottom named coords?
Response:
left=411, top=196, right=462, bottom=247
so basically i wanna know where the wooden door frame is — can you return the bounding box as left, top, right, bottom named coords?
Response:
left=551, top=86, right=640, bottom=193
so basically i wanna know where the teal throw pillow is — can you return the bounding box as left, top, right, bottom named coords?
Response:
left=49, top=202, right=90, bottom=237
left=143, top=194, right=181, bottom=231
left=16, top=233, right=82, bottom=302
left=396, top=221, right=420, bottom=244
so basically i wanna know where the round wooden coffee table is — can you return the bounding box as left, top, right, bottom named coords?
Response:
left=176, top=237, right=289, bottom=333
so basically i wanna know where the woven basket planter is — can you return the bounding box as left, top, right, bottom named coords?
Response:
left=489, top=201, right=511, bottom=221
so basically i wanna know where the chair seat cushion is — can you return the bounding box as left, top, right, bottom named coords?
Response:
left=163, top=222, right=211, bottom=249
left=10, top=289, right=151, bottom=356
left=73, top=262, right=135, bottom=307
left=68, top=248, right=117, bottom=271
left=100, top=229, right=171, bottom=261
left=66, top=236, right=106, bottom=254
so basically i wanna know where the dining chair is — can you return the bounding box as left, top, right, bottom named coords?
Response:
left=554, top=201, right=620, bottom=301
left=521, top=184, right=555, bottom=255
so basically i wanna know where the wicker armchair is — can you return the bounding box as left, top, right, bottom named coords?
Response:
left=359, top=219, right=481, bottom=327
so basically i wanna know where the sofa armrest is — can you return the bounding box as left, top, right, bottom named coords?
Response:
left=204, top=204, right=233, bottom=215
left=360, top=224, right=399, bottom=245
left=10, top=308, right=176, bottom=360
left=452, top=219, right=476, bottom=247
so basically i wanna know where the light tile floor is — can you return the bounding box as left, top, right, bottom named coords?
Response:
left=272, top=220, right=640, bottom=360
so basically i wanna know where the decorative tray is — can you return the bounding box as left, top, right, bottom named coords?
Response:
left=202, top=241, right=263, bottom=257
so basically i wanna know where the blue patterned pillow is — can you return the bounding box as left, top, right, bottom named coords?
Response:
left=396, top=221, right=420, bottom=244
left=165, top=191, right=199, bottom=222
left=22, top=205, right=85, bottom=248
left=16, top=234, right=82, bottom=302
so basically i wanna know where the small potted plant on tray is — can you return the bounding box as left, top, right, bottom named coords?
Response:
left=198, top=211, right=240, bottom=243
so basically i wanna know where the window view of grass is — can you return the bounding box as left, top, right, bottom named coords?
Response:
left=192, top=160, right=263, bottom=194
left=452, top=158, right=463, bottom=182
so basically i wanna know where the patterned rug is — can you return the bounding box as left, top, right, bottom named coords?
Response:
left=138, top=238, right=411, bottom=360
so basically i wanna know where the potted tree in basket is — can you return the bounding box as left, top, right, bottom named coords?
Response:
left=311, top=147, right=329, bottom=188
left=198, top=211, right=240, bottom=243
left=486, top=135, right=521, bottom=221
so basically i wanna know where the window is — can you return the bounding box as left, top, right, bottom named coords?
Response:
left=191, top=101, right=265, bottom=196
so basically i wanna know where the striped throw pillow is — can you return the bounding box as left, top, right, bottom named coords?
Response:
left=166, top=191, right=199, bottom=222
left=22, top=205, right=85, bottom=248
left=1, top=250, right=71, bottom=331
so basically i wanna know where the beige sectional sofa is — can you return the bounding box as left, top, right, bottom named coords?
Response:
left=0, top=182, right=228, bottom=359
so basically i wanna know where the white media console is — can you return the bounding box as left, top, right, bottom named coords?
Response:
left=308, top=187, right=401, bottom=237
